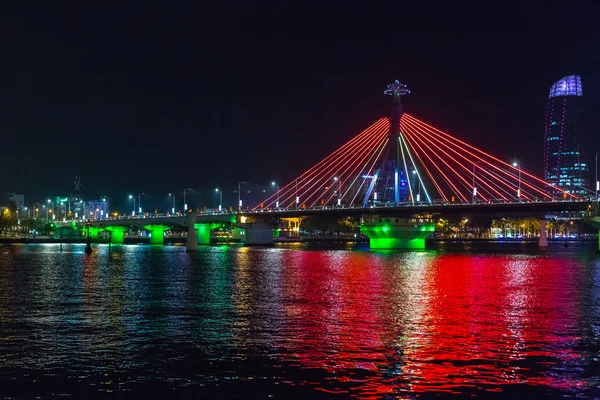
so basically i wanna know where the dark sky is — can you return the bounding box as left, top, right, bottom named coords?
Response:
left=2, top=2, right=599, bottom=207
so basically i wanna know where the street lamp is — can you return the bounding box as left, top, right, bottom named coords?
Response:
left=183, top=188, right=195, bottom=212
left=513, top=161, right=521, bottom=201
left=215, top=188, right=223, bottom=212
left=138, top=193, right=147, bottom=215
left=128, top=194, right=135, bottom=217
left=168, top=193, right=175, bottom=214
left=238, top=182, right=248, bottom=211
left=472, top=162, right=477, bottom=204
left=272, top=181, right=279, bottom=208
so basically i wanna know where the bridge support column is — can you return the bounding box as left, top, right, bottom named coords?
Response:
left=360, top=216, right=435, bottom=250
left=244, top=223, right=274, bottom=245
left=194, top=223, right=213, bottom=245
left=86, top=226, right=103, bottom=239
left=143, top=224, right=172, bottom=244
left=105, top=226, right=128, bottom=243
left=538, top=220, right=548, bottom=248
left=186, top=223, right=198, bottom=252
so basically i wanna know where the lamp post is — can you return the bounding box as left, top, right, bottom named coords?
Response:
left=183, top=188, right=195, bottom=212
left=472, top=162, right=477, bottom=204
left=128, top=194, right=136, bottom=217
left=513, top=161, right=521, bottom=201
left=295, top=178, right=299, bottom=210
left=596, top=152, right=600, bottom=202
left=272, top=181, right=279, bottom=208
left=168, top=193, right=175, bottom=214
left=137, top=193, right=147, bottom=215
left=238, top=181, right=248, bottom=211
left=215, top=188, right=223, bottom=212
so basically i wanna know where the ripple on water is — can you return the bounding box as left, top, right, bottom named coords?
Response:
left=0, top=243, right=599, bottom=397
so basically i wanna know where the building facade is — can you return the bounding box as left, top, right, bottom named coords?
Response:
left=543, top=75, right=588, bottom=196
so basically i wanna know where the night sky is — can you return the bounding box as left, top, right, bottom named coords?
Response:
left=2, top=2, right=599, bottom=208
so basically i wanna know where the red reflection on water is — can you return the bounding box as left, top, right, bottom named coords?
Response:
left=279, top=252, right=586, bottom=396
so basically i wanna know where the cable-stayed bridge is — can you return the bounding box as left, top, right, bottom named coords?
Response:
left=87, top=81, right=598, bottom=251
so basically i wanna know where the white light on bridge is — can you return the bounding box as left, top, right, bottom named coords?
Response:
left=239, top=200, right=242, bottom=208
left=171, top=207, right=175, bottom=214
left=337, top=198, right=341, bottom=206
left=473, top=187, right=477, bottom=197
left=184, top=203, right=188, bottom=211
left=374, top=192, right=377, bottom=200
left=139, top=207, right=142, bottom=214
left=597, top=181, right=599, bottom=191
left=218, top=205, right=222, bottom=212
left=296, top=196, right=300, bottom=204
left=416, top=194, right=420, bottom=202
left=275, top=201, right=279, bottom=208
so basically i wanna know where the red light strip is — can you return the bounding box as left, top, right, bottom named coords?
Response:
left=255, top=118, right=387, bottom=209
left=400, top=121, right=448, bottom=202
left=402, top=118, right=508, bottom=201
left=400, top=122, right=449, bottom=202
left=306, top=129, right=387, bottom=208
left=268, top=118, right=388, bottom=209
left=402, top=121, right=480, bottom=201
left=291, top=120, right=388, bottom=209
left=310, top=125, right=388, bottom=207
left=276, top=119, right=386, bottom=209
left=404, top=115, right=545, bottom=199
left=404, top=114, right=579, bottom=199
left=404, top=115, right=555, bottom=201
left=299, top=122, right=387, bottom=208
left=328, top=134, right=388, bottom=206
left=348, top=137, right=389, bottom=206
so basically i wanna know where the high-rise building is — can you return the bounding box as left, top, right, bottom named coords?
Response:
left=543, top=75, right=588, bottom=196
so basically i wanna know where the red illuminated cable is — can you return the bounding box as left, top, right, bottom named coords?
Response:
left=403, top=116, right=535, bottom=199
left=402, top=118, right=508, bottom=201
left=404, top=115, right=556, bottom=201
left=400, top=123, right=448, bottom=202
left=402, top=117, right=516, bottom=200
left=271, top=118, right=386, bottom=209
left=404, top=114, right=579, bottom=199
left=403, top=115, right=549, bottom=200
left=296, top=121, right=387, bottom=208
left=307, top=125, right=388, bottom=207
left=271, top=118, right=388, bottom=208
left=255, top=118, right=388, bottom=209
left=320, top=128, right=389, bottom=206
left=401, top=122, right=449, bottom=201
left=402, top=122, right=482, bottom=201
left=291, top=121, right=388, bottom=209
left=326, top=134, right=389, bottom=206
left=404, top=123, right=475, bottom=201
left=348, top=137, right=389, bottom=206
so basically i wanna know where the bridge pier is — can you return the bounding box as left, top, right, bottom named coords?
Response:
left=243, top=223, right=274, bottom=245
left=86, top=226, right=103, bottom=239
left=194, top=223, right=218, bottom=245
left=186, top=223, right=198, bottom=252
left=538, top=220, right=548, bottom=248
left=143, top=224, right=172, bottom=244
left=360, top=215, right=435, bottom=250
left=105, top=226, right=128, bottom=243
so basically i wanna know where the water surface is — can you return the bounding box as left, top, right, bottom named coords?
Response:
left=1, top=243, right=599, bottom=398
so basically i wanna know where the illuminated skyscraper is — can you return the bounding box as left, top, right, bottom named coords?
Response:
left=543, top=75, right=588, bottom=196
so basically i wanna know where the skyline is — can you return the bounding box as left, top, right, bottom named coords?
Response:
left=1, top=3, right=599, bottom=200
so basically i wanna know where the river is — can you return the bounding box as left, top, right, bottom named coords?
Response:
left=1, top=243, right=599, bottom=398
